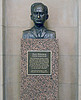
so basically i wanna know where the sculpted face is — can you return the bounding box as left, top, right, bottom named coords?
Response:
left=23, top=3, right=56, bottom=39
left=31, top=4, right=48, bottom=26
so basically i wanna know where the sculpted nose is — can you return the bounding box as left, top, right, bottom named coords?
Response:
left=37, top=13, right=40, bottom=19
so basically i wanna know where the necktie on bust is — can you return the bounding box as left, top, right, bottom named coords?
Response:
left=37, top=29, right=42, bottom=38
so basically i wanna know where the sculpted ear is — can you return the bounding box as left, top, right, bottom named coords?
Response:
left=46, top=15, right=49, bottom=20
left=30, top=15, right=33, bottom=20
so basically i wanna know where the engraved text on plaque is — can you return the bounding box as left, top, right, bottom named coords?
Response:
left=27, top=51, right=52, bottom=75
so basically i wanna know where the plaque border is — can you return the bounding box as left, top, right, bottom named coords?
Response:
left=27, top=50, right=52, bottom=75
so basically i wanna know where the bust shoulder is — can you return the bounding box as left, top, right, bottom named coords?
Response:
left=23, top=29, right=31, bottom=34
left=46, top=29, right=56, bottom=39
left=22, top=29, right=31, bottom=39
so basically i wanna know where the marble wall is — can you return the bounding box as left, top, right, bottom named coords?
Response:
left=0, top=0, right=80, bottom=100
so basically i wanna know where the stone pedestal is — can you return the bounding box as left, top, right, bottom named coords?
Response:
left=20, top=39, right=59, bottom=100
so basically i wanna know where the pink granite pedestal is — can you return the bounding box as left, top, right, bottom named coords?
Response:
left=20, top=39, right=59, bottom=100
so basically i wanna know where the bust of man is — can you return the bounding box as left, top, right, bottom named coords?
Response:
left=23, top=3, right=56, bottom=39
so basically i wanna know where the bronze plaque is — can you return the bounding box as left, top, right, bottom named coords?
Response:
left=27, top=50, right=52, bottom=75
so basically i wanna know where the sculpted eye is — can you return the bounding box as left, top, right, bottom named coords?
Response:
left=40, top=12, right=44, bottom=15
left=41, top=13, right=44, bottom=15
left=34, top=12, right=37, bottom=15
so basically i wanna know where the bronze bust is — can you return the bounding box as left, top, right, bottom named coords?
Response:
left=23, top=3, right=56, bottom=39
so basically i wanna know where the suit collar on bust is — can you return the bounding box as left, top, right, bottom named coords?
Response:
left=31, top=26, right=47, bottom=38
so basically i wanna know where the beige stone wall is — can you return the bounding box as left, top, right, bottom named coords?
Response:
left=0, top=0, right=3, bottom=99
left=1, top=0, right=80, bottom=100
left=79, top=0, right=81, bottom=100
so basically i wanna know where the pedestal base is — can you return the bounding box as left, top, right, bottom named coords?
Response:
left=20, top=39, right=59, bottom=100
